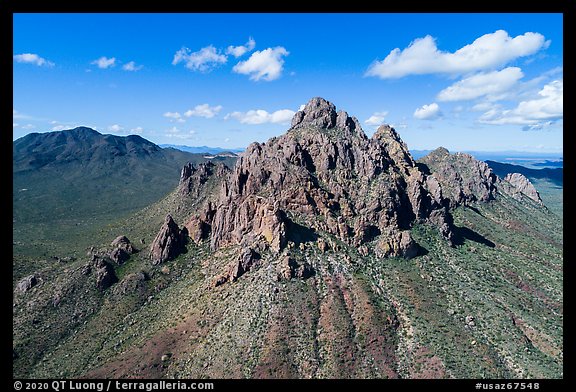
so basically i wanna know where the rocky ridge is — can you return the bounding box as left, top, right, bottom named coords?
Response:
left=205, top=97, right=456, bottom=264
left=503, top=173, right=543, bottom=205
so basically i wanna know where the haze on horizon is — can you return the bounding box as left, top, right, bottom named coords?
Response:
left=13, top=13, right=563, bottom=153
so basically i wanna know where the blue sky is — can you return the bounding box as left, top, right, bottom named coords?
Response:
left=13, top=13, right=563, bottom=153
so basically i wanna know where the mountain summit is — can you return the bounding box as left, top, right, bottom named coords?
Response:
left=205, top=97, right=455, bottom=262
left=13, top=99, right=562, bottom=379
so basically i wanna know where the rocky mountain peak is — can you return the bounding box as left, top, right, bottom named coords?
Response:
left=206, top=98, right=456, bottom=260
left=291, top=97, right=363, bottom=134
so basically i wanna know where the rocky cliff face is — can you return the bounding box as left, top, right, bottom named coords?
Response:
left=418, top=147, right=498, bottom=208
left=149, top=215, right=188, bottom=265
left=503, top=173, right=543, bottom=205
left=206, top=98, right=455, bottom=260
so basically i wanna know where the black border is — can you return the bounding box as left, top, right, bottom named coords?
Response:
left=7, top=1, right=572, bottom=389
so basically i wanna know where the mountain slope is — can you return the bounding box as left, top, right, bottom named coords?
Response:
left=484, top=160, right=562, bottom=216
left=13, top=100, right=562, bottom=379
left=13, top=127, right=237, bottom=261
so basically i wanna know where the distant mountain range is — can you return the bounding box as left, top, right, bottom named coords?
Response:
left=160, top=144, right=244, bottom=155
left=485, top=160, right=563, bottom=186
left=13, top=127, right=238, bottom=226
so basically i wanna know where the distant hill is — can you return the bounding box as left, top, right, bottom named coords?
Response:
left=486, top=160, right=563, bottom=186
left=13, top=127, right=237, bottom=258
left=160, top=144, right=244, bottom=155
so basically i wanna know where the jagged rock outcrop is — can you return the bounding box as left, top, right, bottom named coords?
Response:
left=111, top=235, right=135, bottom=254
left=503, top=173, right=543, bottom=205
left=109, top=235, right=136, bottom=264
left=184, top=216, right=210, bottom=244
left=209, top=97, right=455, bottom=259
left=179, top=161, right=230, bottom=197
left=16, top=275, right=38, bottom=293
left=149, top=215, right=188, bottom=265
left=85, top=255, right=118, bottom=291
left=277, top=255, right=314, bottom=280
left=109, top=248, right=130, bottom=265
left=214, top=247, right=260, bottom=287
left=418, top=147, right=498, bottom=207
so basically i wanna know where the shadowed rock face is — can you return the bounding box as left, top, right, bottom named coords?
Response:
left=206, top=97, right=455, bottom=259
left=418, top=147, right=498, bottom=208
left=179, top=161, right=231, bottom=197
left=149, top=215, right=188, bottom=265
left=503, top=173, right=543, bottom=205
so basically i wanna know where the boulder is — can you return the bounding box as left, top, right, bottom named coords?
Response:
left=278, top=255, right=314, bottom=280
left=110, top=235, right=135, bottom=254
left=16, top=275, right=38, bottom=293
left=109, top=248, right=130, bottom=265
left=92, top=257, right=117, bottom=291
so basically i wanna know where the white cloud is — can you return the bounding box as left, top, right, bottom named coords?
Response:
left=366, top=30, right=548, bottom=79
left=52, top=125, right=67, bottom=131
left=130, top=127, right=144, bottom=135
left=21, top=124, right=35, bottom=130
left=164, top=112, right=181, bottom=119
left=166, top=126, right=196, bottom=140
left=13, top=123, right=18, bottom=128
left=13, top=53, right=55, bottom=67
left=298, top=104, right=306, bottom=111
left=232, top=47, right=289, bottom=81
left=108, top=124, right=123, bottom=132
left=172, top=45, right=227, bottom=72
left=163, top=112, right=185, bottom=123
left=226, top=37, right=256, bottom=58
left=92, top=56, right=116, bottom=69
left=437, top=67, right=524, bottom=102
left=225, top=109, right=295, bottom=125
left=471, top=102, right=499, bottom=112
left=414, top=103, right=441, bottom=120
left=184, top=104, right=223, bottom=118
left=13, top=109, right=29, bottom=120
left=122, top=61, right=143, bottom=71
left=364, top=111, right=389, bottom=126
left=479, top=79, right=562, bottom=126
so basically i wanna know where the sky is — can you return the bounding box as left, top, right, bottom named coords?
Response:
left=13, top=13, right=563, bottom=153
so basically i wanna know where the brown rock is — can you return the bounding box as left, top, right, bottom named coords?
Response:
left=375, top=230, right=419, bottom=259
left=418, top=148, right=498, bottom=207
left=113, top=272, right=149, bottom=295
left=278, top=255, right=313, bottom=280
left=207, top=98, right=462, bottom=267
left=184, top=215, right=210, bottom=244
left=149, top=215, right=187, bottom=265
left=92, top=257, right=117, bottom=291
left=111, top=235, right=135, bottom=254
left=109, top=248, right=130, bottom=265
left=214, top=248, right=260, bottom=286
